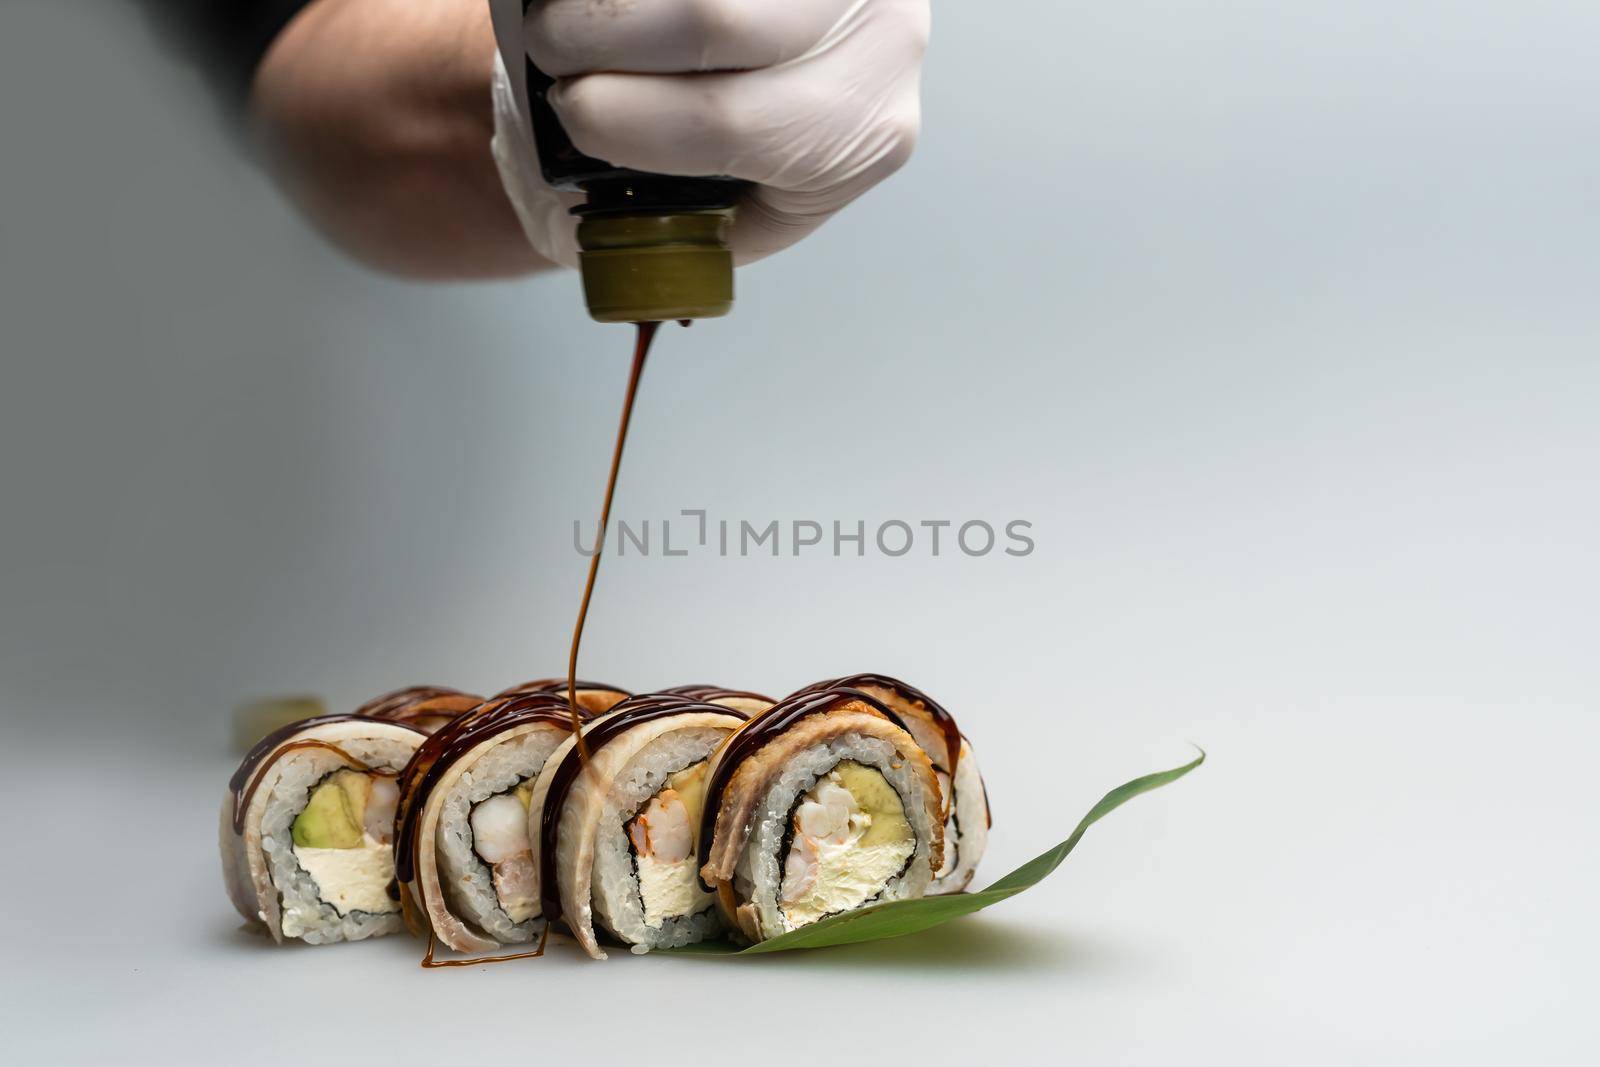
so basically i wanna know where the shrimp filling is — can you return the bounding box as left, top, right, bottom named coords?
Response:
left=290, top=770, right=401, bottom=916
left=469, top=781, right=539, bottom=923
left=778, top=761, right=915, bottom=927
left=628, top=762, right=715, bottom=928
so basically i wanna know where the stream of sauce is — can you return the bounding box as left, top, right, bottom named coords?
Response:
left=537, top=693, right=748, bottom=922
left=692, top=687, right=910, bottom=887
left=565, top=322, right=669, bottom=755
left=394, top=322, right=671, bottom=967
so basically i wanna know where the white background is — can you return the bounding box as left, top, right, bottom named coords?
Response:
left=1, top=2, right=1594, bottom=1062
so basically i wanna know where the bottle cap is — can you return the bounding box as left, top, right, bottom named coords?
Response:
left=577, top=211, right=734, bottom=323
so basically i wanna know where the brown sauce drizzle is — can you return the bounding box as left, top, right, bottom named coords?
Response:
left=419, top=918, right=550, bottom=970
left=538, top=693, right=749, bottom=923
left=393, top=691, right=586, bottom=885
left=566, top=321, right=667, bottom=758
left=494, top=678, right=631, bottom=702
left=392, top=695, right=485, bottom=734
left=693, top=687, right=910, bottom=888
left=796, top=674, right=964, bottom=777
left=354, top=686, right=478, bottom=727
left=227, top=714, right=426, bottom=834
left=660, top=684, right=777, bottom=704
left=353, top=686, right=455, bottom=717
left=797, top=674, right=979, bottom=828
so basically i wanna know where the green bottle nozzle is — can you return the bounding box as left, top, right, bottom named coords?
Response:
left=522, top=59, right=744, bottom=322
left=576, top=210, right=735, bottom=323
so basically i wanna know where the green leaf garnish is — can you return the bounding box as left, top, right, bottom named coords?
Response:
left=666, top=748, right=1204, bottom=955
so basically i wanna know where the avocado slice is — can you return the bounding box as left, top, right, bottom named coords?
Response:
left=292, top=770, right=367, bottom=849
left=336, top=769, right=372, bottom=818
left=832, top=761, right=912, bottom=849
left=667, top=761, right=710, bottom=824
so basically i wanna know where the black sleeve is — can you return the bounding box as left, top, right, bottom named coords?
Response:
left=137, top=0, right=317, bottom=107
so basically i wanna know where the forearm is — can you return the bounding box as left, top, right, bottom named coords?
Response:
left=250, top=0, right=551, bottom=279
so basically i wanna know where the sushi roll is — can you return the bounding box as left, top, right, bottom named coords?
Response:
left=697, top=687, right=945, bottom=944
left=795, top=673, right=989, bottom=892
left=229, top=685, right=479, bottom=755
left=354, top=685, right=483, bottom=734
left=530, top=693, right=749, bottom=958
left=491, top=677, right=632, bottom=716
left=658, top=684, right=776, bottom=717
left=391, top=691, right=589, bottom=956
left=220, top=714, right=427, bottom=944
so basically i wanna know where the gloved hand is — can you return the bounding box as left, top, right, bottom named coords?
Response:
left=487, top=0, right=930, bottom=269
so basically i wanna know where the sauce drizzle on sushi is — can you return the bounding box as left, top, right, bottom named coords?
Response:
left=693, top=687, right=912, bottom=886
left=492, top=678, right=632, bottom=703
left=392, top=692, right=589, bottom=884
left=659, top=684, right=777, bottom=704
left=796, top=673, right=964, bottom=779
left=353, top=685, right=479, bottom=724
left=228, top=714, right=427, bottom=833
left=538, top=694, right=748, bottom=921
left=419, top=918, right=550, bottom=969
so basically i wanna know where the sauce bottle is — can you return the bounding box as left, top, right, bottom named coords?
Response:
left=525, top=60, right=746, bottom=323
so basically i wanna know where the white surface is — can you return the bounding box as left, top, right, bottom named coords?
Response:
left=2, top=1, right=1597, bottom=1062
left=4, top=704, right=1593, bottom=1064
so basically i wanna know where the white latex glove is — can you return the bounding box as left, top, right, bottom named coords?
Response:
left=488, top=0, right=929, bottom=269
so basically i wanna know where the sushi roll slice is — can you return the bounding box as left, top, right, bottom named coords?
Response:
left=220, top=714, right=427, bottom=944
left=529, top=693, right=749, bottom=958
left=697, top=687, right=945, bottom=944
left=354, top=685, right=483, bottom=734
left=658, top=684, right=776, bottom=717
left=491, top=677, right=632, bottom=716
left=795, top=673, right=989, bottom=892
left=392, top=691, right=587, bottom=955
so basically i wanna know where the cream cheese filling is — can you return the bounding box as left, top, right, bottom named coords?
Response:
left=778, top=762, right=916, bottom=927
left=636, top=855, right=714, bottom=928
left=629, top=762, right=715, bottom=928
left=293, top=834, right=399, bottom=916
left=780, top=838, right=914, bottom=926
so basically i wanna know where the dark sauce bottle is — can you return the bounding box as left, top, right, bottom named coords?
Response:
left=524, top=57, right=747, bottom=322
